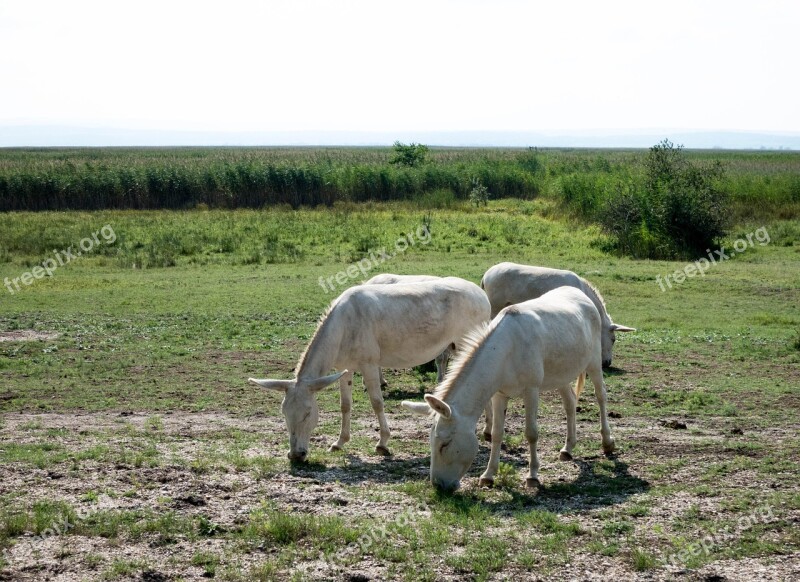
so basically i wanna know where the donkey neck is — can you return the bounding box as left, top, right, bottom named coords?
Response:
left=441, top=348, right=500, bottom=423
left=578, top=279, right=609, bottom=322
left=295, top=310, right=343, bottom=381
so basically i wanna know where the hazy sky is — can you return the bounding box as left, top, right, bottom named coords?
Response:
left=1, top=0, right=798, bottom=134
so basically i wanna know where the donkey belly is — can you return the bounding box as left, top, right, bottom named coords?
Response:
left=378, top=341, right=450, bottom=369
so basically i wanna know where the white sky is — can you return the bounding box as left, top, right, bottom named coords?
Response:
left=1, top=0, right=798, bottom=134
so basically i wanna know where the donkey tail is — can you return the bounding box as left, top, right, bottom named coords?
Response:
left=574, top=372, right=586, bottom=398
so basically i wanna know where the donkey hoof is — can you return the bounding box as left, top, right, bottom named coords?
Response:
left=479, top=477, right=494, bottom=488
left=602, top=440, right=616, bottom=456
left=329, top=444, right=343, bottom=452
left=483, top=432, right=492, bottom=443
left=375, top=445, right=391, bottom=456
left=559, top=451, right=573, bottom=461
left=525, top=477, right=541, bottom=489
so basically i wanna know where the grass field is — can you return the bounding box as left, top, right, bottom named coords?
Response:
left=1, top=197, right=799, bottom=578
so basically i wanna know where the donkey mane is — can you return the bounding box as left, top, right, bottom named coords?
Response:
left=294, top=303, right=335, bottom=376
left=579, top=278, right=608, bottom=316
left=433, top=322, right=493, bottom=402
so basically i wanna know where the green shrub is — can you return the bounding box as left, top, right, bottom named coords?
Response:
left=389, top=142, right=429, bottom=167
left=469, top=178, right=490, bottom=207
left=601, top=140, right=730, bottom=258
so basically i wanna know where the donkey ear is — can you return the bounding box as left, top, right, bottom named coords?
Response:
left=424, top=394, right=452, bottom=419
left=610, top=324, right=636, bottom=332
left=249, top=378, right=294, bottom=392
left=401, top=400, right=432, bottom=416
left=307, top=370, right=348, bottom=392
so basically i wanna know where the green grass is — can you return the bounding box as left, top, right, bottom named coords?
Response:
left=242, top=506, right=358, bottom=549
left=0, top=199, right=798, bottom=579
left=191, top=551, right=221, bottom=577
left=445, top=536, right=508, bottom=581
left=102, top=558, right=149, bottom=580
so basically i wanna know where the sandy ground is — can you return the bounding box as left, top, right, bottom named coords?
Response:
left=0, top=331, right=59, bottom=343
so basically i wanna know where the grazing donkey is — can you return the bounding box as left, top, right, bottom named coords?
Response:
left=364, top=273, right=494, bottom=438
left=362, top=274, right=448, bottom=387
left=403, top=286, right=616, bottom=491
left=249, top=277, right=490, bottom=462
left=481, top=262, right=635, bottom=368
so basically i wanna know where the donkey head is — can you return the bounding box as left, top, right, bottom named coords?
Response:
left=249, top=370, right=346, bottom=462
left=403, top=395, right=479, bottom=491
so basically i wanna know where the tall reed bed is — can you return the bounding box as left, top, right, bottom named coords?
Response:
left=0, top=147, right=797, bottom=216
left=0, top=147, right=545, bottom=210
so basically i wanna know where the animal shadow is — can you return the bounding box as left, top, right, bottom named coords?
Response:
left=434, top=454, right=650, bottom=515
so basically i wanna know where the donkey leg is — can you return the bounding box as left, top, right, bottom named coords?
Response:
left=330, top=370, right=354, bottom=451
left=588, top=365, right=615, bottom=455
left=479, top=393, right=508, bottom=486
left=434, top=345, right=453, bottom=384
left=379, top=369, right=388, bottom=388
left=482, top=402, right=493, bottom=442
left=559, top=384, right=577, bottom=461
left=363, top=367, right=392, bottom=456
left=523, top=388, right=542, bottom=487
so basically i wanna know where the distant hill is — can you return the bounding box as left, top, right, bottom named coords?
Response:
left=1, top=125, right=799, bottom=149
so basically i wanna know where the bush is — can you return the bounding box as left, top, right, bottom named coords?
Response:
left=389, top=142, right=429, bottom=167
left=469, top=178, right=490, bottom=207
left=601, top=140, right=730, bottom=258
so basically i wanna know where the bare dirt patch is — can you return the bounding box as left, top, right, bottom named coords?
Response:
left=1, top=410, right=798, bottom=581
left=0, top=330, right=59, bottom=343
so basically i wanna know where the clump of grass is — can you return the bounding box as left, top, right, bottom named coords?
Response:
left=81, top=491, right=100, bottom=504
left=196, top=515, right=225, bottom=537
left=191, top=551, right=220, bottom=577
left=493, top=462, right=517, bottom=489
left=102, top=558, right=148, bottom=580
left=144, top=415, right=163, bottom=432
left=445, top=537, right=508, bottom=578
left=247, top=561, right=280, bottom=582
left=602, top=520, right=634, bottom=537
left=587, top=539, right=619, bottom=556
left=241, top=506, right=358, bottom=550
left=631, top=548, right=657, bottom=571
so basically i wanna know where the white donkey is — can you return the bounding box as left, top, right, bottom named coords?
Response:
left=364, top=273, right=494, bottom=438
left=403, top=286, right=616, bottom=491
left=249, top=277, right=490, bottom=462
left=362, top=274, right=448, bottom=387
left=481, top=262, right=635, bottom=368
